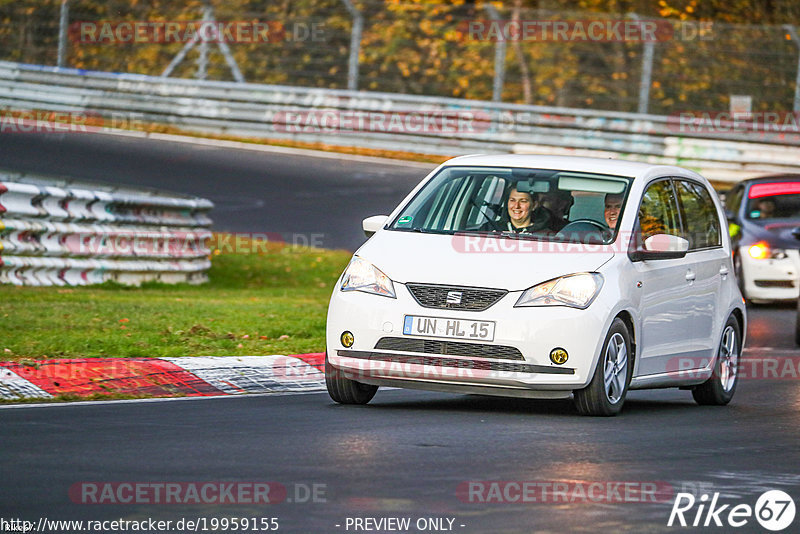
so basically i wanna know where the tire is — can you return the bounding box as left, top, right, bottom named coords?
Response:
left=733, top=253, right=747, bottom=300
left=796, top=298, right=800, bottom=346
left=692, top=315, right=741, bottom=405
left=325, top=352, right=378, bottom=405
left=574, top=318, right=632, bottom=416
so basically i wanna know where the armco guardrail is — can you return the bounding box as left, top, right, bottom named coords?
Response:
left=0, top=172, right=213, bottom=286
left=0, top=61, right=799, bottom=182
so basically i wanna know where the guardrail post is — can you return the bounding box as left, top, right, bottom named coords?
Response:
left=485, top=5, right=507, bottom=102
left=57, top=0, right=69, bottom=68
left=340, top=0, right=363, bottom=91
left=784, top=25, right=800, bottom=112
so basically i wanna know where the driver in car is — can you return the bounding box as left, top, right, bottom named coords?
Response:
left=756, top=198, right=776, bottom=219
left=503, top=186, right=553, bottom=233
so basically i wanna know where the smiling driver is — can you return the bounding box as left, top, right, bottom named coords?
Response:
left=505, top=186, right=552, bottom=233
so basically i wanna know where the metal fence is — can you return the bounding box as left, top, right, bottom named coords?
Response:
left=2, top=1, right=800, bottom=115
left=0, top=171, right=213, bottom=286
left=1, top=60, right=798, bottom=184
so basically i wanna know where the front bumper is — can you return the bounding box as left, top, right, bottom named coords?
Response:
left=739, top=247, right=800, bottom=301
left=326, top=282, right=611, bottom=395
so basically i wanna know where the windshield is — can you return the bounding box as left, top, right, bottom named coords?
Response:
left=389, top=166, right=632, bottom=244
left=745, top=183, right=800, bottom=220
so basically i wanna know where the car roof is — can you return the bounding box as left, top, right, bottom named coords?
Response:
left=737, top=174, right=800, bottom=186
left=440, top=154, right=700, bottom=180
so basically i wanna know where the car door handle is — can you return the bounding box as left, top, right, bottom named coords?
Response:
left=685, top=270, right=696, bottom=281
left=719, top=266, right=729, bottom=277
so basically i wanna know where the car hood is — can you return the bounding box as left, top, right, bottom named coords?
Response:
left=355, top=230, right=615, bottom=292
left=744, top=220, right=800, bottom=248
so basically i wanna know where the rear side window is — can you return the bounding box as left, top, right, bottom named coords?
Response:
left=676, top=180, right=722, bottom=250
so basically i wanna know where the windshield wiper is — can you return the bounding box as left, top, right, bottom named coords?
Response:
left=392, top=227, right=451, bottom=235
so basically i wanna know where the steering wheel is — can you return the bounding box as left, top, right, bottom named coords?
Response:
left=557, top=219, right=612, bottom=243
left=559, top=219, right=608, bottom=232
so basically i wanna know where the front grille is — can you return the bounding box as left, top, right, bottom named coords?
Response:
left=375, top=337, right=524, bottom=361
left=754, top=280, right=795, bottom=288
left=339, top=350, right=574, bottom=375
left=406, top=283, right=507, bottom=311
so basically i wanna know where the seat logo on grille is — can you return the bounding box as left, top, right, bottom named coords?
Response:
left=446, top=291, right=463, bottom=304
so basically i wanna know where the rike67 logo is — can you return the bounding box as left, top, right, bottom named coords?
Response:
left=668, top=490, right=795, bottom=531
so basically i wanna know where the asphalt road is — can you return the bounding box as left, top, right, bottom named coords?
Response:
left=2, top=132, right=799, bottom=533
left=1, top=345, right=799, bottom=534
left=0, top=131, right=433, bottom=251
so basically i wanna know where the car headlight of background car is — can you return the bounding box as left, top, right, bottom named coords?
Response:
left=515, top=273, right=604, bottom=309
left=340, top=256, right=396, bottom=298
left=747, top=242, right=788, bottom=260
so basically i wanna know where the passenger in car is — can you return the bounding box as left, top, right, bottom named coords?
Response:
left=604, top=193, right=624, bottom=229
left=541, top=189, right=574, bottom=231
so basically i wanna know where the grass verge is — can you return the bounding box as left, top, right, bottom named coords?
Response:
left=0, top=242, right=352, bottom=361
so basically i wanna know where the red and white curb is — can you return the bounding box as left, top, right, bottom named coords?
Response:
left=163, top=355, right=325, bottom=395
left=0, top=367, right=53, bottom=399
left=0, top=354, right=325, bottom=401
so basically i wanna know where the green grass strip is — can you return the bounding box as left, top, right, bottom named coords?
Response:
left=0, top=243, right=352, bottom=360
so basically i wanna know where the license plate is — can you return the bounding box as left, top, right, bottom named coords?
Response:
left=403, top=315, right=495, bottom=342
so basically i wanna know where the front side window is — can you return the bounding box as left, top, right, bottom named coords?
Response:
left=389, top=166, right=632, bottom=244
left=636, top=180, right=682, bottom=244
left=676, top=180, right=722, bottom=250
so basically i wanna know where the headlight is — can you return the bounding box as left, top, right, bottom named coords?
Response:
left=748, top=242, right=787, bottom=260
left=515, top=273, right=603, bottom=309
left=340, top=256, right=396, bottom=298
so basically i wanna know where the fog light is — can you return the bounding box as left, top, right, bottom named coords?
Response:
left=550, top=348, right=568, bottom=365
left=340, top=331, right=354, bottom=348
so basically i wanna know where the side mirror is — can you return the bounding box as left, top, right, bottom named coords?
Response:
left=362, top=215, right=389, bottom=238
left=629, top=234, right=689, bottom=262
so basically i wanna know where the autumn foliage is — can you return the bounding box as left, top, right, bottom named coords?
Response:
left=0, top=0, right=799, bottom=114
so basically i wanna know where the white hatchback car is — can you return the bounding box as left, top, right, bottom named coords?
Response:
left=326, top=155, right=746, bottom=415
